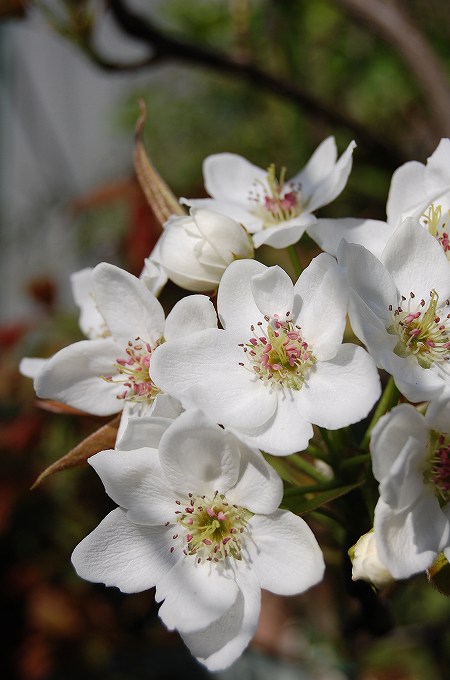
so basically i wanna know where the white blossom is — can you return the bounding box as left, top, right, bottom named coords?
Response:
left=71, top=409, right=324, bottom=671
left=313, top=138, right=450, bottom=259
left=182, top=138, right=355, bottom=249
left=155, top=207, right=253, bottom=292
left=28, top=263, right=216, bottom=424
left=151, top=256, right=380, bottom=456
left=340, top=217, right=450, bottom=402
left=349, top=530, right=395, bottom=589
left=371, top=401, right=450, bottom=579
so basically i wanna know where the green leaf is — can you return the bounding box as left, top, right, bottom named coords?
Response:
left=281, top=481, right=362, bottom=515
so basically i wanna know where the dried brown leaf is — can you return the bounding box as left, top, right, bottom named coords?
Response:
left=35, top=399, right=92, bottom=416
left=31, top=415, right=121, bottom=489
left=133, top=99, right=186, bottom=226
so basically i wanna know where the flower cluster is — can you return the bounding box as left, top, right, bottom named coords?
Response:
left=22, top=135, right=450, bottom=668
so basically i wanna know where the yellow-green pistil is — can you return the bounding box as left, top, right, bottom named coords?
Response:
left=172, top=492, right=253, bottom=563
left=388, top=290, right=450, bottom=368
left=239, top=313, right=316, bottom=389
left=249, top=164, right=303, bottom=229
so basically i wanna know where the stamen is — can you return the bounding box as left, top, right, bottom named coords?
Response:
left=248, top=164, right=303, bottom=228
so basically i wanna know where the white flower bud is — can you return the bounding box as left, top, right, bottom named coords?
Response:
left=349, top=530, right=395, bottom=590
left=157, top=207, right=254, bottom=292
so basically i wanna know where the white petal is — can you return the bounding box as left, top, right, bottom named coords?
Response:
left=203, top=153, right=267, bottom=205
left=251, top=266, right=294, bottom=318
left=247, top=511, right=325, bottom=594
left=310, top=218, right=393, bottom=259
left=158, top=216, right=224, bottom=292
left=156, top=557, right=240, bottom=633
left=338, top=240, right=397, bottom=323
left=226, top=444, right=283, bottom=514
left=192, top=207, right=253, bottom=261
left=117, top=414, right=175, bottom=451
left=92, top=263, right=165, bottom=347
left=426, top=138, right=450, bottom=191
left=375, top=495, right=449, bottom=579
left=158, top=409, right=240, bottom=497
left=252, top=215, right=315, bottom=249
left=19, top=357, right=47, bottom=379
left=293, top=253, right=347, bottom=361
left=230, top=395, right=314, bottom=456
left=70, top=268, right=107, bottom=340
left=88, top=447, right=175, bottom=525
left=164, top=295, right=217, bottom=341
left=217, top=259, right=267, bottom=334
left=426, top=393, right=450, bottom=433
left=381, top=218, right=450, bottom=303
left=140, top=253, right=168, bottom=297
left=304, top=140, right=356, bottom=212
left=379, top=435, right=427, bottom=512
left=386, top=160, right=427, bottom=226
left=370, top=404, right=427, bottom=483
left=151, top=329, right=277, bottom=430
left=297, top=345, right=381, bottom=429
left=293, top=137, right=338, bottom=197
left=34, top=339, right=123, bottom=416
left=181, top=565, right=261, bottom=671
left=182, top=197, right=262, bottom=232
left=71, top=508, right=176, bottom=593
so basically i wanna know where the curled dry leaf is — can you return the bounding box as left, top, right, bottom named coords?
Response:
left=134, top=99, right=185, bottom=226
left=31, top=415, right=121, bottom=489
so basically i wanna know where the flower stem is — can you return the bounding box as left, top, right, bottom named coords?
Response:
left=360, top=376, right=399, bottom=450
left=288, top=453, right=329, bottom=483
left=287, top=245, right=303, bottom=278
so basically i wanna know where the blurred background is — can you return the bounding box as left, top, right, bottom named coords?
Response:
left=1, top=1, right=450, bottom=678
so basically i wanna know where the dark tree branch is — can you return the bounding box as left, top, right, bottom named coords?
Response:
left=336, top=0, right=450, bottom=139
left=103, top=0, right=407, bottom=168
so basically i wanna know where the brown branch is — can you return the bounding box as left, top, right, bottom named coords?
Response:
left=336, top=0, right=450, bottom=139
left=104, top=0, right=407, bottom=169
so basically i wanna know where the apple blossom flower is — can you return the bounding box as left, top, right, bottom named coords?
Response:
left=370, top=400, right=450, bottom=579
left=312, top=138, right=450, bottom=259
left=155, top=207, right=254, bottom=292
left=349, top=530, right=394, bottom=589
left=339, top=217, right=450, bottom=402
left=182, top=137, right=356, bottom=249
left=71, top=409, right=325, bottom=671
left=29, top=263, right=217, bottom=423
left=151, top=256, right=380, bottom=456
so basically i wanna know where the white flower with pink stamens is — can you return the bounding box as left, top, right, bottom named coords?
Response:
left=370, top=400, right=450, bottom=579
left=339, top=217, right=450, bottom=402
left=182, top=137, right=356, bottom=249
left=71, top=409, right=324, bottom=671
left=151, top=256, right=381, bottom=456
left=312, top=138, right=450, bottom=259
left=31, top=263, right=217, bottom=424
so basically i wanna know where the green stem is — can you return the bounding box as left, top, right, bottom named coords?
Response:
left=283, top=480, right=336, bottom=496
left=287, top=244, right=303, bottom=278
left=340, top=453, right=371, bottom=469
left=288, top=453, right=329, bottom=483
left=360, top=375, right=399, bottom=450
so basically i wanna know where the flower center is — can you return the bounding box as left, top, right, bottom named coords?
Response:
left=171, top=492, right=253, bottom=563
left=103, top=337, right=161, bottom=403
left=238, top=313, right=316, bottom=390
left=425, top=431, right=450, bottom=504
left=422, top=203, right=450, bottom=261
left=387, top=290, right=450, bottom=369
left=248, top=164, right=302, bottom=228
